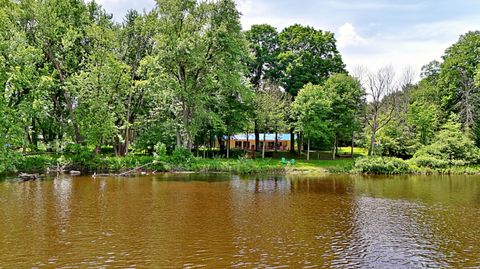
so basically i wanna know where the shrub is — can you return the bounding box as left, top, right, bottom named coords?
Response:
left=0, top=150, right=20, bottom=174
left=15, top=155, right=56, bottom=172
left=353, top=157, right=411, bottom=174
left=169, top=148, right=195, bottom=166
left=411, top=116, right=480, bottom=168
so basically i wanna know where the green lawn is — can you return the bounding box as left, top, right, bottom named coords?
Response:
left=291, top=159, right=355, bottom=173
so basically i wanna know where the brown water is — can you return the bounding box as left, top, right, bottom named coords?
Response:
left=1, top=174, right=480, bottom=268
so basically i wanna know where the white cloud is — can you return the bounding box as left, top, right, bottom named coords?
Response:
left=337, top=23, right=367, bottom=48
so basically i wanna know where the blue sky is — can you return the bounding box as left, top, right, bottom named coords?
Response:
left=96, top=0, right=480, bottom=77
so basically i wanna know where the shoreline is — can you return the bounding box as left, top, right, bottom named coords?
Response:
left=3, top=154, right=480, bottom=180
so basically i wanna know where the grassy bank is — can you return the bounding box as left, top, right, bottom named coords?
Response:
left=7, top=153, right=355, bottom=176
left=7, top=152, right=480, bottom=177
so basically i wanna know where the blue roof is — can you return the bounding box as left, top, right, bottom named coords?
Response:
left=228, top=133, right=295, bottom=141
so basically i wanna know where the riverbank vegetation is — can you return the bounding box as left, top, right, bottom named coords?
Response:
left=1, top=0, right=480, bottom=176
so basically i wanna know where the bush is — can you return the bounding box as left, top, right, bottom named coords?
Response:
left=353, top=157, right=411, bottom=174
left=15, top=155, right=56, bottom=172
left=411, top=116, right=480, bottom=168
left=0, top=150, right=20, bottom=174
left=169, top=148, right=195, bottom=166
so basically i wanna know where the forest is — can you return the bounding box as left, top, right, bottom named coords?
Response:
left=1, top=0, right=480, bottom=174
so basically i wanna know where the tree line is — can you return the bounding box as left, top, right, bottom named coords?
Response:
left=1, top=0, right=480, bottom=170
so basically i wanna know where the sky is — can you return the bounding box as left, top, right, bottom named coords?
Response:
left=95, top=0, right=480, bottom=77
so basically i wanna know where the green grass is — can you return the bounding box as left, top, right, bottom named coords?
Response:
left=187, top=158, right=355, bottom=174
left=9, top=152, right=480, bottom=176
left=292, top=159, right=355, bottom=173
left=337, top=147, right=368, bottom=157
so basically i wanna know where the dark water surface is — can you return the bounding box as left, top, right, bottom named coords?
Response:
left=1, top=174, right=480, bottom=268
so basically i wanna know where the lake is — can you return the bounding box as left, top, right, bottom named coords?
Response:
left=1, top=173, right=479, bottom=268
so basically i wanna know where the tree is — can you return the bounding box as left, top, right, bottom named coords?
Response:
left=407, top=81, right=440, bottom=146
left=278, top=24, right=345, bottom=153
left=151, top=0, right=247, bottom=149
left=323, top=73, right=364, bottom=159
left=0, top=0, right=50, bottom=157
left=291, top=83, right=333, bottom=160
left=20, top=0, right=100, bottom=143
left=116, top=9, right=157, bottom=156
left=68, top=15, right=131, bottom=153
left=412, top=114, right=480, bottom=168
left=359, top=66, right=412, bottom=156
left=255, top=82, right=289, bottom=159
left=245, top=24, right=279, bottom=151
left=438, top=31, right=480, bottom=130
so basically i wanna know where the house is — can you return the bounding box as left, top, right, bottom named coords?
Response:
left=220, top=133, right=296, bottom=151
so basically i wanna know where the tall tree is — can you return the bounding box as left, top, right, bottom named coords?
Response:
left=116, top=10, right=157, bottom=155
left=438, top=31, right=480, bottom=131
left=151, top=0, right=247, bottom=149
left=278, top=24, right=345, bottom=153
left=245, top=24, right=279, bottom=151
left=68, top=13, right=131, bottom=153
left=324, top=73, right=364, bottom=159
left=291, top=83, right=333, bottom=160
left=255, top=83, right=289, bottom=159
left=20, top=0, right=99, bottom=143
left=359, top=66, right=412, bottom=156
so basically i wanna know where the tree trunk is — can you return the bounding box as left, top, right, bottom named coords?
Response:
left=351, top=133, right=355, bottom=158
left=226, top=135, right=230, bottom=159
left=298, top=132, right=302, bottom=155
left=307, top=138, right=310, bottom=161
left=275, top=131, right=278, bottom=152
left=255, top=121, right=260, bottom=152
left=176, top=126, right=182, bottom=149
left=218, top=136, right=225, bottom=156
left=31, top=118, right=38, bottom=150
left=23, top=125, right=29, bottom=156
left=245, top=131, right=249, bottom=156
left=332, top=135, right=337, bottom=160
left=262, top=133, right=266, bottom=159
left=370, top=128, right=376, bottom=156
left=290, top=127, right=295, bottom=154
left=209, top=130, right=213, bottom=154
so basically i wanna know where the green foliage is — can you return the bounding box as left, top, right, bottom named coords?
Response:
left=255, top=84, right=289, bottom=134
left=412, top=115, right=480, bottom=168
left=407, top=94, right=439, bottom=145
left=278, top=24, right=345, bottom=97
left=324, top=73, right=364, bottom=144
left=437, top=31, right=480, bottom=129
left=353, top=157, right=411, bottom=174
left=245, top=24, right=279, bottom=89
left=151, top=0, right=248, bottom=148
left=170, top=148, right=195, bottom=165
left=15, top=155, right=57, bottom=173
left=2, top=0, right=480, bottom=176
left=377, top=120, right=417, bottom=159
left=291, top=83, right=333, bottom=143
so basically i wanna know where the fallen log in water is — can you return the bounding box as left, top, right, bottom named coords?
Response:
left=92, top=161, right=161, bottom=178
left=69, top=170, right=81, bottom=175
left=18, top=173, right=40, bottom=181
